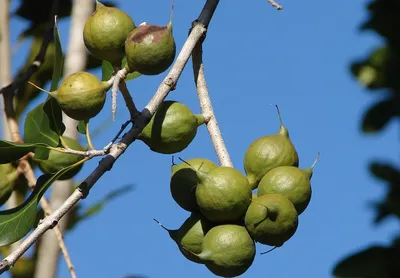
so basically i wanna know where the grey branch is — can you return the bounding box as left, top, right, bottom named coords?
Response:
left=0, top=0, right=219, bottom=273
left=192, top=43, right=233, bottom=167
left=267, top=0, right=283, bottom=10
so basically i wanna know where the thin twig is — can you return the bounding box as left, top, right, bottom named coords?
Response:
left=192, top=43, right=233, bottom=167
left=0, top=0, right=218, bottom=271
left=267, top=0, right=283, bottom=10
left=103, top=120, right=133, bottom=152
left=50, top=147, right=105, bottom=157
left=118, top=80, right=140, bottom=120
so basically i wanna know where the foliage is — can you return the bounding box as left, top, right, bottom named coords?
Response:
left=332, top=0, right=400, bottom=277
left=0, top=1, right=133, bottom=277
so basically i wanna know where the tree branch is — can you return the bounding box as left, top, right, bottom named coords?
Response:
left=267, top=0, right=283, bottom=10
left=0, top=0, right=219, bottom=271
left=192, top=43, right=233, bottom=167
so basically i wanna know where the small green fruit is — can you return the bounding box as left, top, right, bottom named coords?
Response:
left=83, top=1, right=135, bottom=65
left=245, top=194, right=299, bottom=247
left=34, top=136, right=87, bottom=180
left=49, top=71, right=111, bottom=121
left=124, top=22, right=176, bottom=75
left=156, top=212, right=213, bottom=264
left=138, top=101, right=205, bottom=154
left=243, top=105, right=299, bottom=190
left=0, top=164, right=19, bottom=206
left=170, top=158, right=218, bottom=212
left=193, top=224, right=256, bottom=277
left=258, top=153, right=319, bottom=215
left=196, top=167, right=252, bottom=223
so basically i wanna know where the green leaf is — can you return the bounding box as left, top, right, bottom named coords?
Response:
left=125, top=71, right=141, bottom=82
left=362, top=98, right=398, bottom=133
left=101, top=58, right=141, bottom=82
left=43, top=97, right=65, bottom=138
left=77, top=120, right=87, bottom=135
left=0, top=163, right=80, bottom=246
left=121, top=57, right=141, bottom=81
left=0, top=140, right=49, bottom=164
left=24, top=103, right=61, bottom=150
left=369, top=161, right=400, bottom=184
left=101, top=60, right=114, bottom=81
left=50, top=16, right=63, bottom=92
left=332, top=246, right=392, bottom=277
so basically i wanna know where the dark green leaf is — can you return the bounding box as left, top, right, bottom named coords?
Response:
left=24, top=103, right=61, bottom=149
left=369, top=161, right=400, bottom=184
left=50, top=17, right=63, bottom=91
left=101, top=60, right=114, bottom=81
left=0, top=140, right=49, bottom=164
left=361, top=98, right=398, bottom=133
left=101, top=58, right=141, bottom=82
left=77, top=121, right=87, bottom=135
left=332, top=246, right=390, bottom=277
left=0, top=162, right=81, bottom=246
left=43, top=97, right=65, bottom=138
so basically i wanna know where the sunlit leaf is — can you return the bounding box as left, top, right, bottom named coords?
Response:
left=101, top=60, right=114, bottom=81
left=24, top=103, right=60, bottom=157
left=0, top=140, right=49, bottom=164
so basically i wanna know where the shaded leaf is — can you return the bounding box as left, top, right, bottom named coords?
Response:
left=14, top=0, right=73, bottom=24
left=361, top=98, right=398, bottom=133
left=50, top=17, right=63, bottom=92
left=333, top=246, right=391, bottom=277
left=0, top=164, right=20, bottom=206
left=369, top=161, right=400, bottom=184
left=0, top=140, right=49, bottom=164
left=0, top=161, right=84, bottom=246
left=77, top=121, right=87, bottom=135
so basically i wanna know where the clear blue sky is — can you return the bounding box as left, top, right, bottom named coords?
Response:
left=3, top=0, right=399, bottom=277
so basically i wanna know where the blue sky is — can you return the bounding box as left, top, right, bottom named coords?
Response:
left=3, top=0, right=400, bottom=277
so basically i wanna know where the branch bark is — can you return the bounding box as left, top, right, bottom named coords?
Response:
left=192, top=43, right=232, bottom=167
left=33, top=1, right=94, bottom=278
left=0, top=0, right=220, bottom=274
